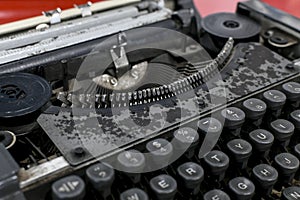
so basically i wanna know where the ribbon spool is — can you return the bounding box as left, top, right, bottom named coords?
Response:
left=200, top=12, right=261, bottom=56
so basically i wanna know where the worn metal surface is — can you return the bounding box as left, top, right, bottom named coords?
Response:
left=0, top=8, right=171, bottom=65
left=38, top=43, right=298, bottom=166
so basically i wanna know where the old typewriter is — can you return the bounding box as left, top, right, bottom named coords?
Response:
left=0, top=0, right=300, bottom=199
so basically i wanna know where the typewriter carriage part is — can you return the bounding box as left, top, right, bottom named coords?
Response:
left=0, top=0, right=299, bottom=200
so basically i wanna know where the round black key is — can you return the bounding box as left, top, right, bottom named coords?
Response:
left=270, top=119, right=295, bottom=142
left=274, top=153, right=299, bottom=176
left=263, top=90, right=286, bottom=109
left=150, top=174, right=177, bottom=200
left=227, top=139, right=252, bottom=168
left=198, top=117, right=223, bottom=135
left=52, top=175, right=85, bottom=200
left=282, top=82, right=300, bottom=101
left=117, top=149, right=145, bottom=183
left=198, top=117, right=223, bottom=158
left=221, top=107, right=245, bottom=128
left=120, top=188, right=149, bottom=200
left=173, top=127, right=199, bottom=158
left=146, top=138, right=173, bottom=168
left=204, top=150, right=229, bottom=176
left=282, top=186, right=300, bottom=200
left=117, top=150, right=145, bottom=173
left=228, top=177, right=255, bottom=200
left=290, top=110, right=300, bottom=130
left=86, top=163, right=114, bottom=198
left=252, top=164, right=278, bottom=192
left=177, top=162, right=204, bottom=190
left=203, top=189, right=230, bottom=200
left=249, top=129, right=274, bottom=152
left=294, top=144, right=300, bottom=159
left=242, top=98, right=267, bottom=120
left=173, top=127, right=199, bottom=148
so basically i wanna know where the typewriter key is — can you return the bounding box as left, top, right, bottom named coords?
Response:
left=282, top=186, right=300, bottom=200
left=86, top=163, right=115, bottom=198
left=203, top=150, right=229, bottom=181
left=274, top=153, right=299, bottom=184
left=227, top=139, right=252, bottom=169
left=228, top=177, right=255, bottom=200
left=52, top=175, right=85, bottom=200
left=120, top=188, right=149, bottom=200
left=177, top=162, right=204, bottom=194
left=282, top=82, right=300, bottom=102
left=252, top=164, right=278, bottom=196
left=150, top=174, right=177, bottom=200
left=263, top=90, right=286, bottom=110
left=146, top=138, right=173, bottom=169
left=117, top=150, right=145, bottom=183
left=221, top=107, right=245, bottom=137
left=173, top=127, right=199, bottom=158
left=203, top=189, right=230, bottom=200
left=242, top=98, right=267, bottom=120
left=249, top=129, right=274, bottom=157
left=290, top=110, right=300, bottom=130
left=270, top=119, right=295, bottom=146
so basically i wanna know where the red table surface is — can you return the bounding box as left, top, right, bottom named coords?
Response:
left=0, top=0, right=299, bottom=24
left=195, top=0, right=300, bottom=18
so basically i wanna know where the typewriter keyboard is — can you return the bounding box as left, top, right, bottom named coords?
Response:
left=48, top=80, right=300, bottom=200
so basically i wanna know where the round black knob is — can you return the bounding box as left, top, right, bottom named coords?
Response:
left=86, top=162, right=115, bottom=198
left=270, top=119, right=294, bottom=146
left=150, top=174, right=177, bottom=200
left=146, top=138, right=173, bottom=169
left=282, top=186, right=300, bottom=200
left=120, top=188, right=149, bottom=200
left=282, top=82, right=300, bottom=102
left=252, top=164, right=278, bottom=195
left=248, top=129, right=274, bottom=153
left=52, top=175, right=85, bottom=200
left=117, top=149, right=145, bottom=183
left=203, top=189, right=230, bottom=200
left=242, top=98, right=267, bottom=120
left=290, top=110, right=300, bottom=130
left=221, top=107, right=245, bottom=129
left=263, top=90, right=286, bottom=110
left=274, top=153, right=299, bottom=183
left=177, top=162, right=204, bottom=190
left=204, top=150, right=229, bottom=181
left=227, top=139, right=252, bottom=169
left=229, top=177, right=255, bottom=200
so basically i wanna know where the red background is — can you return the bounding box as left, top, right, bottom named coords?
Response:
left=195, top=0, right=300, bottom=18
left=0, top=0, right=299, bottom=24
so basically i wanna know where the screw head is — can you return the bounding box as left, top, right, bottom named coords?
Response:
left=110, top=78, right=118, bottom=86
left=73, top=147, right=85, bottom=157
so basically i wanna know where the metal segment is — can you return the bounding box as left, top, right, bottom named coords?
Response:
left=58, top=38, right=234, bottom=108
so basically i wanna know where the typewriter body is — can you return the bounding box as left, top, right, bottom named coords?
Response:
left=0, top=0, right=300, bottom=199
